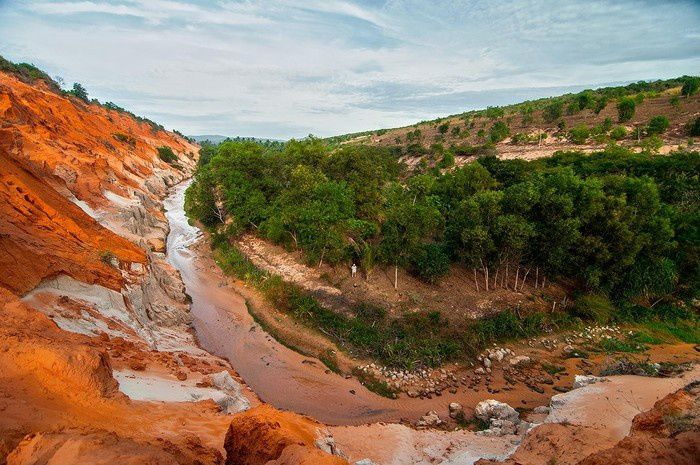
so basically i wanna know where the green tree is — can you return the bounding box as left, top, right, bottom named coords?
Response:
left=681, top=77, right=700, bottom=97
left=617, top=97, right=636, bottom=122
left=543, top=101, right=564, bottom=123
left=69, top=82, right=88, bottom=101
left=380, top=184, right=442, bottom=289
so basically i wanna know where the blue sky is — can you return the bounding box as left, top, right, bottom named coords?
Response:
left=1, top=0, right=699, bottom=139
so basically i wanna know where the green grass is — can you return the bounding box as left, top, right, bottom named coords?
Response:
left=597, top=337, right=647, bottom=354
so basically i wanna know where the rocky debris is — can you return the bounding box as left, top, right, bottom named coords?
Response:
left=509, top=356, right=531, bottom=367
left=416, top=410, right=444, bottom=428
left=354, top=460, right=378, bottom=465
left=573, top=375, right=608, bottom=389
left=448, top=402, right=463, bottom=419
left=475, top=400, right=519, bottom=423
left=532, top=405, right=551, bottom=414
left=211, top=371, right=251, bottom=413
left=474, top=399, right=533, bottom=437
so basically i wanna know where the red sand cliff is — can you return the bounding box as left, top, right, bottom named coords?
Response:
left=0, top=71, right=345, bottom=465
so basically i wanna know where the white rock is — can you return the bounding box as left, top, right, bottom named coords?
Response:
left=509, top=355, right=531, bottom=367
left=474, top=399, right=519, bottom=423
left=532, top=405, right=550, bottom=414
left=483, top=358, right=492, bottom=368
left=572, top=375, right=608, bottom=389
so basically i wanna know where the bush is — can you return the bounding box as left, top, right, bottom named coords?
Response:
left=157, top=146, right=178, bottom=163
left=438, top=122, right=450, bottom=134
left=617, top=97, right=636, bottom=122
left=568, top=125, right=590, bottom=144
left=610, top=126, right=627, bottom=140
left=647, top=115, right=670, bottom=135
left=411, top=243, right=450, bottom=283
left=689, top=117, right=700, bottom=136
left=486, top=106, right=504, bottom=119
left=572, top=294, right=615, bottom=323
left=489, top=121, right=510, bottom=143
left=68, top=82, right=89, bottom=102
left=543, top=101, right=564, bottom=123
left=681, top=77, right=699, bottom=97
left=640, top=135, right=663, bottom=154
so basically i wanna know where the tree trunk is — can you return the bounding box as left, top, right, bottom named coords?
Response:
left=520, top=267, right=531, bottom=290
left=542, top=276, right=547, bottom=289
left=504, top=263, right=509, bottom=290
left=493, top=268, right=499, bottom=289
left=394, top=265, right=398, bottom=290
left=535, top=267, right=539, bottom=289
left=514, top=267, right=520, bottom=292
left=473, top=268, right=480, bottom=292
left=484, top=265, right=489, bottom=292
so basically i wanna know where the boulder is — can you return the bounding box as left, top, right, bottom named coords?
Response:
left=474, top=399, right=519, bottom=423
left=448, top=402, right=463, bottom=419
left=416, top=410, right=443, bottom=428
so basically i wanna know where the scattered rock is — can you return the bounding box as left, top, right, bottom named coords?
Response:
left=448, top=402, right=463, bottom=419
left=532, top=405, right=550, bottom=414
left=416, top=410, right=443, bottom=428
left=573, top=375, right=608, bottom=389
left=509, top=355, right=531, bottom=367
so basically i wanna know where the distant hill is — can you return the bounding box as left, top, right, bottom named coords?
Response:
left=326, top=76, right=700, bottom=165
left=190, top=135, right=284, bottom=144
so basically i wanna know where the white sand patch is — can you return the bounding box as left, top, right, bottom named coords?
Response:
left=114, top=369, right=249, bottom=413
left=104, top=190, right=137, bottom=208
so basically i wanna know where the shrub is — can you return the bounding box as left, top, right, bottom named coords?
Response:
left=640, top=135, right=663, bottom=154
left=601, top=117, right=613, bottom=133
left=681, top=77, right=699, bottom=97
left=113, top=132, right=136, bottom=147
left=617, top=98, right=636, bottom=122
left=670, top=95, right=680, bottom=108
left=572, top=294, right=615, bottom=324
left=68, top=82, right=89, bottom=102
left=568, top=125, right=590, bottom=144
left=486, top=106, right=504, bottom=119
left=647, top=115, right=670, bottom=135
left=411, top=243, right=450, bottom=284
left=543, top=101, right=564, bottom=123
left=610, top=126, right=627, bottom=140
left=489, top=121, right=510, bottom=143
left=593, top=97, right=608, bottom=114
left=157, top=146, right=178, bottom=163
left=438, top=122, right=450, bottom=134
left=689, top=117, right=700, bottom=136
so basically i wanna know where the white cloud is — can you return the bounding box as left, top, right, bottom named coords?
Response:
left=1, top=0, right=698, bottom=138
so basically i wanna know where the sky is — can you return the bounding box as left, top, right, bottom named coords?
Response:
left=1, top=1, right=699, bottom=139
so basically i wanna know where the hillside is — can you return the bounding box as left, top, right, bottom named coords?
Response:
left=329, top=77, right=700, bottom=167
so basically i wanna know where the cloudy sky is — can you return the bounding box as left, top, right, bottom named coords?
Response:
left=1, top=1, right=699, bottom=139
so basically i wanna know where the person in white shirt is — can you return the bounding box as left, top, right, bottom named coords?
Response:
left=351, top=263, right=357, bottom=278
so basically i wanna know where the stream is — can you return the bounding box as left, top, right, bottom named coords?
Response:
left=164, top=181, right=424, bottom=425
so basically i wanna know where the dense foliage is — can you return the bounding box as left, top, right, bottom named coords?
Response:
left=187, top=139, right=699, bottom=304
